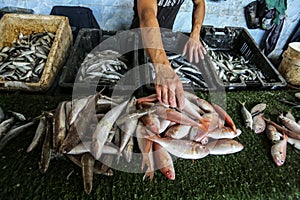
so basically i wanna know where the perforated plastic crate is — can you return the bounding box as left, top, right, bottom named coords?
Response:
left=201, top=25, right=286, bottom=90
left=59, top=28, right=140, bottom=94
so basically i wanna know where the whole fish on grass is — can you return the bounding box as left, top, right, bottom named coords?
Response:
left=205, top=139, right=244, bottom=155
left=271, top=133, right=288, bottom=167
left=25, top=92, right=243, bottom=194
left=145, top=134, right=210, bottom=160
left=278, top=114, right=300, bottom=134
left=239, top=101, right=253, bottom=130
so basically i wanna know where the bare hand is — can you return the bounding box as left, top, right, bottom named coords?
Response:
left=182, top=37, right=207, bottom=63
left=154, top=64, right=185, bottom=109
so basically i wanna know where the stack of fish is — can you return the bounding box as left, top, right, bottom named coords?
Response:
left=78, top=50, right=128, bottom=83
left=149, top=52, right=208, bottom=88
left=0, top=106, right=37, bottom=151
left=239, top=97, right=300, bottom=167
left=207, top=49, right=264, bottom=83
left=0, top=32, right=54, bottom=82
left=26, top=91, right=243, bottom=194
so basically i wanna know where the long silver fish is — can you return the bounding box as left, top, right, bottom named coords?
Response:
left=27, top=114, right=47, bottom=152
left=0, top=118, right=38, bottom=151
left=92, top=98, right=130, bottom=160
left=53, top=101, right=67, bottom=153
left=81, top=153, right=95, bottom=195
left=0, top=106, right=5, bottom=123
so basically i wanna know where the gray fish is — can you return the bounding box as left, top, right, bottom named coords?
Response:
left=0, top=106, right=5, bottom=123
left=7, top=110, right=26, bottom=121
left=27, top=114, right=47, bottom=153
left=0, top=118, right=38, bottom=151
left=0, top=117, right=14, bottom=137
left=81, top=153, right=95, bottom=195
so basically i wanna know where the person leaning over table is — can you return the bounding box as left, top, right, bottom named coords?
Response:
left=130, top=0, right=207, bottom=110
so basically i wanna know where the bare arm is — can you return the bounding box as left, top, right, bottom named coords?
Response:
left=137, top=0, right=185, bottom=109
left=182, top=0, right=206, bottom=63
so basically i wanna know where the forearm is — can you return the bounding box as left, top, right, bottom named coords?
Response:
left=139, top=9, right=170, bottom=69
left=190, top=0, right=205, bottom=41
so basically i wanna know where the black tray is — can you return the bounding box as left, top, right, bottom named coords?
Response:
left=201, top=25, right=287, bottom=90
left=59, top=28, right=140, bottom=95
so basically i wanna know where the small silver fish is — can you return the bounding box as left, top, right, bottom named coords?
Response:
left=239, top=101, right=253, bottom=130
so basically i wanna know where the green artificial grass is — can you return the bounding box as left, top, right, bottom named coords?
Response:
left=0, top=89, right=300, bottom=200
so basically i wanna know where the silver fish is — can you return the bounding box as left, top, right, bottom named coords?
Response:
left=0, top=106, right=5, bottom=123
left=0, top=119, right=37, bottom=151
left=0, top=117, right=14, bottom=137
left=27, top=114, right=47, bottom=152
left=92, top=98, right=130, bottom=160
left=295, top=92, right=300, bottom=100
left=239, top=101, right=253, bottom=130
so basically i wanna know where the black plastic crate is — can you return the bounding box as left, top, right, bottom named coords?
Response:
left=140, top=31, right=217, bottom=92
left=201, top=25, right=287, bottom=90
left=59, top=28, right=140, bottom=95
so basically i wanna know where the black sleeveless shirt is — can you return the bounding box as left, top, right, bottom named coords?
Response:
left=131, top=0, right=186, bottom=30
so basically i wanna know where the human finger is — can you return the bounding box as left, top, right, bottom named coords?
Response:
left=155, top=84, right=162, bottom=103
left=176, top=85, right=185, bottom=110
left=168, top=86, right=176, bottom=108
left=161, top=85, right=169, bottom=106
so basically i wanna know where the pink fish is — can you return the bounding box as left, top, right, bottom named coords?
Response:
left=271, top=133, right=288, bottom=167
left=153, top=142, right=175, bottom=180
left=145, top=134, right=209, bottom=159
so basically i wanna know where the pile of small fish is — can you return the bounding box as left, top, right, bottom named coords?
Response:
left=0, top=31, right=54, bottom=82
left=239, top=99, right=300, bottom=167
left=78, top=50, right=128, bottom=83
left=0, top=106, right=37, bottom=151
left=26, top=91, right=243, bottom=194
left=149, top=51, right=208, bottom=88
left=207, top=49, right=263, bottom=83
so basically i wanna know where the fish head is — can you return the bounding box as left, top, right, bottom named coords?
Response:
left=161, top=167, right=175, bottom=180
left=254, top=126, right=264, bottom=134
left=273, top=156, right=285, bottom=167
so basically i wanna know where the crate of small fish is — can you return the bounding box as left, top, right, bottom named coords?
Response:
left=201, top=26, right=286, bottom=90
left=141, top=31, right=217, bottom=92
left=59, top=28, right=140, bottom=94
left=0, top=14, right=73, bottom=92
